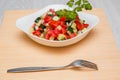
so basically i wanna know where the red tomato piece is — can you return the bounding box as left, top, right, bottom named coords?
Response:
left=76, top=15, right=80, bottom=20
left=33, top=30, right=41, bottom=37
left=32, top=23, right=36, bottom=28
left=60, top=21, right=67, bottom=29
left=60, top=16, right=66, bottom=22
left=64, top=34, right=70, bottom=39
left=54, top=29, right=61, bottom=35
left=49, top=20, right=60, bottom=28
left=44, top=15, right=52, bottom=23
left=75, top=20, right=83, bottom=30
left=47, top=30, right=57, bottom=38
left=62, top=24, right=67, bottom=29
left=49, top=9, right=56, bottom=16
left=38, top=27, right=43, bottom=31
left=45, top=33, right=50, bottom=40
left=49, top=9, right=55, bottom=12
left=83, top=24, right=89, bottom=28
left=62, top=28, right=66, bottom=34
left=47, top=29, right=53, bottom=35
left=51, top=31, right=57, bottom=38
left=70, top=32, right=77, bottom=38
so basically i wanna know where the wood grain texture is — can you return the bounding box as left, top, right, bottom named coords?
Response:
left=0, top=9, right=120, bottom=80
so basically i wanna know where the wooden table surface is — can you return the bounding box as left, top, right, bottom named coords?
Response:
left=0, top=8, right=120, bottom=80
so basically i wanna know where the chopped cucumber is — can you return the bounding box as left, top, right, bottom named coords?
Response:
left=29, top=27, right=34, bottom=33
left=34, top=17, right=41, bottom=23
left=45, top=23, right=49, bottom=26
left=43, top=29, right=47, bottom=34
left=41, top=13, right=46, bottom=18
left=40, top=24, right=46, bottom=29
left=67, top=26, right=73, bottom=33
left=36, top=20, right=42, bottom=26
left=53, top=16, right=60, bottom=21
left=48, top=12, right=53, bottom=16
left=73, top=29, right=77, bottom=32
left=40, top=29, right=44, bottom=33
left=49, top=36, right=55, bottom=40
left=71, top=22, right=77, bottom=33
left=40, top=33, right=44, bottom=38
left=34, top=26, right=39, bottom=30
left=67, top=31, right=71, bottom=35
left=81, top=28, right=87, bottom=33
left=57, top=34, right=66, bottom=40
left=44, top=29, right=47, bottom=32
left=48, top=12, right=52, bottom=15
left=71, top=22, right=76, bottom=29
left=57, top=25, right=62, bottom=30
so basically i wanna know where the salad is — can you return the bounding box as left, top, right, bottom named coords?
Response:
left=30, top=9, right=89, bottom=41
left=29, top=0, right=92, bottom=41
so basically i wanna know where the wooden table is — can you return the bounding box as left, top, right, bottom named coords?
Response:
left=0, top=9, right=120, bottom=80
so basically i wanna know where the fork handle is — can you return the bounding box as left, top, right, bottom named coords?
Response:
left=7, top=66, right=66, bottom=73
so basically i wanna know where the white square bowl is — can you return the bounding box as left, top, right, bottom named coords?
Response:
left=16, top=4, right=99, bottom=47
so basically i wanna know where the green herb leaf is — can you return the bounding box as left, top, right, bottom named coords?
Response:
left=67, top=1, right=74, bottom=7
left=56, top=10, right=65, bottom=17
left=74, top=6, right=82, bottom=12
left=81, top=4, right=85, bottom=8
left=75, top=0, right=81, bottom=6
left=77, top=6, right=82, bottom=11
left=67, top=0, right=92, bottom=12
left=65, top=10, right=77, bottom=20
left=83, top=0, right=88, bottom=3
left=85, top=3, right=92, bottom=10
left=70, top=0, right=74, bottom=2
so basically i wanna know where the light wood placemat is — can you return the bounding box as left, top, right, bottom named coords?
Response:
left=0, top=9, right=120, bottom=80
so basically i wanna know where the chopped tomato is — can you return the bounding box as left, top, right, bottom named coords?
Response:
left=51, top=31, right=57, bottom=38
left=61, top=24, right=67, bottom=29
left=64, top=34, right=70, bottom=39
left=62, top=28, right=66, bottom=34
left=47, top=30, right=57, bottom=39
left=49, top=20, right=60, bottom=28
left=60, top=16, right=66, bottom=22
left=60, top=21, right=67, bottom=29
left=49, top=9, right=56, bottom=16
left=83, top=24, right=89, bottom=28
left=54, top=25, right=67, bottom=34
left=33, top=30, right=41, bottom=37
left=44, top=15, right=52, bottom=23
left=32, top=23, right=36, bottom=28
left=75, top=20, right=83, bottom=30
left=54, top=29, right=61, bottom=35
left=49, top=9, right=54, bottom=12
left=45, top=33, right=50, bottom=40
left=47, top=30, right=51, bottom=35
left=38, top=27, right=43, bottom=31
left=70, top=32, right=77, bottom=38
left=76, top=15, right=80, bottom=20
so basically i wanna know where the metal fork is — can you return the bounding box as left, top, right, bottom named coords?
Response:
left=7, top=60, right=98, bottom=73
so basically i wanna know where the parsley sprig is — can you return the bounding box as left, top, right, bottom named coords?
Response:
left=67, top=0, right=92, bottom=12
